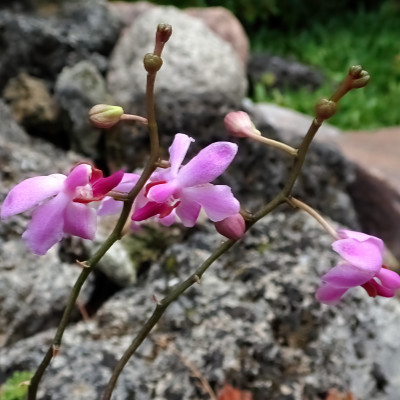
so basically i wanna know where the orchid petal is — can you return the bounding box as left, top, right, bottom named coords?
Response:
left=321, top=263, right=373, bottom=288
left=147, top=180, right=179, bottom=203
left=376, top=268, right=400, bottom=290
left=332, top=237, right=383, bottom=272
left=132, top=201, right=166, bottom=221
left=91, top=170, right=124, bottom=199
left=64, top=164, right=92, bottom=193
left=181, top=184, right=240, bottom=221
left=97, top=198, right=123, bottom=216
left=175, top=199, right=201, bottom=227
left=168, top=133, right=194, bottom=176
left=1, top=175, right=65, bottom=218
left=63, top=202, right=97, bottom=240
left=337, top=229, right=384, bottom=252
left=315, top=284, right=348, bottom=305
left=159, top=211, right=177, bottom=226
left=22, top=192, right=69, bottom=255
left=177, top=142, right=238, bottom=187
left=114, top=173, right=140, bottom=192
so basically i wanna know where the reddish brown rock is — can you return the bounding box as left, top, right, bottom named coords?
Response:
left=185, top=7, right=249, bottom=63
left=319, top=127, right=400, bottom=261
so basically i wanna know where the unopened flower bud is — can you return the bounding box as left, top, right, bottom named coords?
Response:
left=215, top=213, right=246, bottom=240
left=349, top=66, right=370, bottom=89
left=315, top=99, right=337, bottom=121
left=89, top=104, right=124, bottom=129
left=351, top=71, right=370, bottom=89
left=144, top=53, right=163, bottom=73
left=224, top=111, right=259, bottom=138
left=156, top=23, right=172, bottom=44
left=349, top=65, right=363, bottom=78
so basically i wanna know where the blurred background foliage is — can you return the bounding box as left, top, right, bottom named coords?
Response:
left=109, top=0, right=400, bottom=130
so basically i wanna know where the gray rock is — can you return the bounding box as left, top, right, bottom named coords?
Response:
left=107, top=6, right=247, bottom=167
left=222, top=100, right=360, bottom=230
left=3, top=72, right=59, bottom=141
left=2, top=213, right=400, bottom=399
left=0, top=109, right=95, bottom=347
left=55, top=60, right=111, bottom=159
left=0, top=0, right=121, bottom=91
left=248, top=53, right=324, bottom=93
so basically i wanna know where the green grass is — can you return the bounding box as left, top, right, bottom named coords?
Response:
left=251, top=5, right=400, bottom=130
left=0, top=371, right=33, bottom=400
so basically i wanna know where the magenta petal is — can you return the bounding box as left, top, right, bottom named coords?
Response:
left=175, top=199, right=201, bottom=227
left=315, top=284, right=348, bottom=305
left=376, top=268, right=400, bottom=290
left=92, top=170, right=124, bottom=199
left=321, top=263, right=373, bottom=288
left=22, top=192, right=69, bottom=255
left=1, top=175, right=65, bottom=218
left=65, top=164, right=92, bottom=193
left=332, top=237, right=383, bottom=272
left=177, top=142, right=238, bottom=187
left=182, top=184, right=240, bottom=221
left=168, top=133, right=194, bottom=176
left=132, top=201, right=164, bottom=221
left=63, top=202, right=97, bottom=239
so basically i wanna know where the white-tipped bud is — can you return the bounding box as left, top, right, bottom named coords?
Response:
left=215, top=213, right=246, bottom=241
left=89, top=104, right=124, bottom=129
left=224, top=111, right=260, bottom=138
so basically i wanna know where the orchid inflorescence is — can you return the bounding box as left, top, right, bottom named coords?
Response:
left=1, top=22, right=399, bottom=400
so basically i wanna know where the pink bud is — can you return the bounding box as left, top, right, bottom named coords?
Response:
left=224, top=111, right=258, bottom=138
left=215, top=213, right=246, bottom=240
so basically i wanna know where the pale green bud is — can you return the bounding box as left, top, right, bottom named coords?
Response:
left=89, top=104, right=124, bottom=129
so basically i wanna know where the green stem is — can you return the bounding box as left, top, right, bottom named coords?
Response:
left=102, top=239, right=234, bottom=400
left=28, top=42, right=162, bottom=400
left=252, top=118, right=322, bottom=223
left=101, top=116, right=325, bottom=400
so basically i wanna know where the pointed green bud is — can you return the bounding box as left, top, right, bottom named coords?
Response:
left=315, top=99, right=337, bottom=121
left=144, top=53, right=163, bottom=73
left=89, top=104, right=124, bottom=129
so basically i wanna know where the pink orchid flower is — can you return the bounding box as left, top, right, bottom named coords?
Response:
left=1, top=163, right=123, bottom=255
left=316, top=229, right=400, bottom=305
left=131, top=133, right=240, bottom=227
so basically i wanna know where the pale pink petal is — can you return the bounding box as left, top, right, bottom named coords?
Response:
left=114, top=173, right=140, bottom=192
left=315, top=284, right=348, bottom=305
left=181, top=184, right=240, bottom=221
left=147, top=180, right=179, bottom=203
left=337, top=229, right=384, bottom=252
left=168, top=133, right=194, bottom=176
left=321, top=263, right=373, bottom=288
left=22, top=192, right=69, bottom=255
left=63, top=202, right=97, bottom=239
left=97, top=198, right=123, bottom=216
left=1, top=175, right=65, bottom=218
left=376, top=268, right=400, bottom=290
left=175, top=199, right=201, bottom=227
left=177, top=142, right=238, bottom=187
left=159, top=211, right=177, bottom=226
left=64, top=163, right=92, bottom=193
left=332, top=237, right=383, bottom=272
